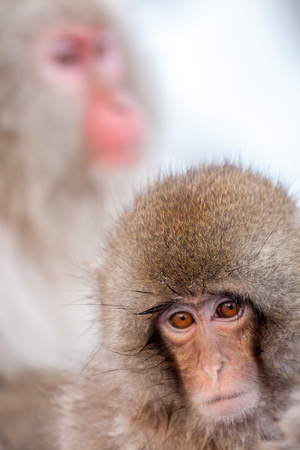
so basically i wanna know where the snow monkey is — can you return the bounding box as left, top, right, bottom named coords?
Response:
left=59, top=164, right=300, bottom=449
left=0, top=0, right=154, bottom=373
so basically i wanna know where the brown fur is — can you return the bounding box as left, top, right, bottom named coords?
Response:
left=59, top=164, right=300, bottom=449
left=259, top=389, right=300, bottom=449
left=0, top=371, right=66, bottom=450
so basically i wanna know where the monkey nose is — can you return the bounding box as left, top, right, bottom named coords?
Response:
left=89, top=66, right=118, bottom=89
left=201, top=357, right=225, bottom=382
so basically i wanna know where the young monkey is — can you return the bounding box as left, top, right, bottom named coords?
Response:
left=58, top=164, right=300, bottom=449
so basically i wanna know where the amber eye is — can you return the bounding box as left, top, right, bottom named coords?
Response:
left=169, top=312, right=194, bottom=329
left=216, top=301, right=241, bottom=319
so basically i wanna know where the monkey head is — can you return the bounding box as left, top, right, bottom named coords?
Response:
left=0, top=0, right=155, bottom=253
left=0, top=0, right=150, bottom=183
left=97, top=164, right=300, bottom=442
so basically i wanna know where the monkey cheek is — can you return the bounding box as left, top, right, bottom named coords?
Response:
left=84, top=93, right=147, bottom=167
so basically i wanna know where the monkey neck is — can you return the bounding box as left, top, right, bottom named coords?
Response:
left=0, top=135, right=145, bottom=275
left=76, top=361, right=276, bottom=450
left=0, top=142, right=86, bottom=264
left=88, top=348, right=286, bottom=449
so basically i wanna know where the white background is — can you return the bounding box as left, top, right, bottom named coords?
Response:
left=129, top=0, right=300, bottom=198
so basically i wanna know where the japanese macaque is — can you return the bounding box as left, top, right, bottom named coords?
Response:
left=0, top=0, right=154, bottom=373
left=59, top=164, right=300, bottom=449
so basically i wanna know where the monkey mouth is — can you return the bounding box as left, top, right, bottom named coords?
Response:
left=204, top=391, right=247, bottom=405
left=197, top=389, right=259, bottom=420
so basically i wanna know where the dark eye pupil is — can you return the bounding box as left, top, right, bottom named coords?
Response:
left=57, top=53, right=77, bottom=64
left=50, top=40, right=81, bottom=66
left=94, top=36, right=111, bottom=57
left=216, top=300, right=241, bottom=319
left=95, top=41, right=107, bottom=55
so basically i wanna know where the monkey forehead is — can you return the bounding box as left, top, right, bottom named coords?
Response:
left=0, top=0, right=116, bottom=51
left=1, top=0, right=114, bottom=25
left=105, top=164, right=300, bottom=298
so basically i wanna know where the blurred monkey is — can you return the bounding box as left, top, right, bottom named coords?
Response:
left=0, top=0, right=155, bottom=373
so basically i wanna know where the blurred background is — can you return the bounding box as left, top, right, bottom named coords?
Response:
left=128, top=0, right=300, bottom=197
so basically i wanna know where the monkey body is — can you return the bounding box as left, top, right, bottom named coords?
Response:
left=59, top=164, right=300, bottom=449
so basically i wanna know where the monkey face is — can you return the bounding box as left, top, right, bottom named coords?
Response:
left=158, top=294, right=259, bottom=421
left=37, top=24, right=147, bottom=167
left=0, top=0, right=150, bottom=178
left=37, top=24, right=146, bottom=166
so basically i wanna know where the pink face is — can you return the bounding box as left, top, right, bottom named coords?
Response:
left=159, top=295, right=259, bottom=421
left=37, top=25, right=147, bottom=166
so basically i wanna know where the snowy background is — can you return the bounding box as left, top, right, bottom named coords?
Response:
left=128, top=0, right=300, bottom=197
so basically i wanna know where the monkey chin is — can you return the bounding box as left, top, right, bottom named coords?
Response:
left=195, top=388, right=259, bottom=423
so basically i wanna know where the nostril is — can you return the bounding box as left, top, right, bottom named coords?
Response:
left=217, top=360, right=224, bottom=375
left=201, top=357, right=225, bottom=380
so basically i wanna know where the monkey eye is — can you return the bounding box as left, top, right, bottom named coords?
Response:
left=215, top=301, right=241, bottom=319
left=169, top=311, right=194, bottom=329
left=49, top=38, right=85, bottom=67
left=93, top=31, right=124, bottom=83
left=94, top=32, right=115, bottom=57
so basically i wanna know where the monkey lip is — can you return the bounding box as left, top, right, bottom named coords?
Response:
left=205, top=390, right=248, bottom=404
left=197, top=389, right=258, bottom=420
left=84, top=91, right=147, bottom=167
